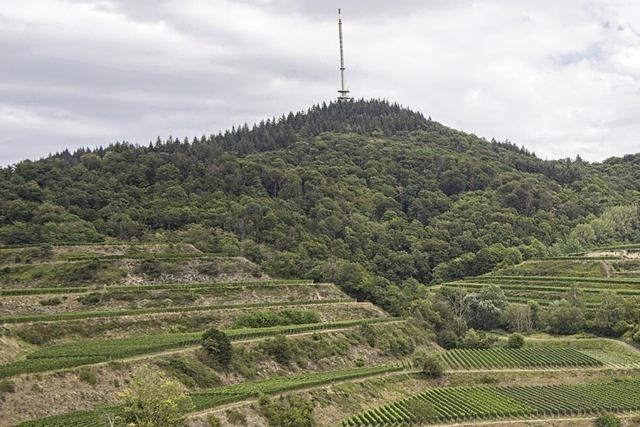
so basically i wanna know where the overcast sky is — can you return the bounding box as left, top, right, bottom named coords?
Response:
left=1, top=0, right=639, bottom=166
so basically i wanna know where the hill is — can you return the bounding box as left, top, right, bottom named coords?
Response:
left=2, top=99, right=640, bottom=315
left=2, top=100, right=640, bottom=426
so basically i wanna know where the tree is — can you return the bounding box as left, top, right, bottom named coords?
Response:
left=506, top=333, right=525, bottom=349
left=464, top=286, right=507, bottom=330
left=412, top=351, right=444, bottom=378
left=502, top=304, right=533, bottom=332
left=541, top=300, right=585, bottom=335
left=201, top=329, right=233, bottom=366
left=119, top=367, right=192, bottom=427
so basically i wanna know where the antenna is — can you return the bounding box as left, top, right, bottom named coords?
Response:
left=337, top=8, right=352, bottom=101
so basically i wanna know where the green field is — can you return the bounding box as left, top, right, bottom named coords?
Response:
left=440, top=347, right=603, bottom=370
left=342, top=380, right=640, bottom=426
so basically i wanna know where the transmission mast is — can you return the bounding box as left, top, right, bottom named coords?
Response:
left=337, top=8, right=352, bottom=101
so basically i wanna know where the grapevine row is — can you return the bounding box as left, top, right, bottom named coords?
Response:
left=343, top=381, right=640, bottom=426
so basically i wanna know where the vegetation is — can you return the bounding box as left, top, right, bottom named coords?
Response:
left=259, top=395, right=315, bottom=427
left=439, top=347, right=602, bottom=370
left=119, top=367, right=193, bottom=427
left=343, top=381, right=640, bottom=426
left=594, top=413, right=622, bottom=427
left=0, top=317, right=397, bottom=378
left=201, top=329, right=233, bottom=367
left=506, top=333, right=525, bottom=349
left=3, top=100, right=640, bottom=313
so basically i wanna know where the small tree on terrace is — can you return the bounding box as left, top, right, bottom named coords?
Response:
left=202, top=328, right=233, bottom=366
left=119, top=366, right=192, bottom=427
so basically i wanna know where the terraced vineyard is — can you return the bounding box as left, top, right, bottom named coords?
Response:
left=20, top=365, right=406, bottom=427
left=445, top=253, right=640, bottom=309
left=3, top=244, right=640, bottom=427
left=342, top=381, right=640, bottom=426
left=0, top=244, right=425, bottom=426
left=439, top=347, right=603, bottom=370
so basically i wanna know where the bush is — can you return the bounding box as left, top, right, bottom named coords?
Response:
left=207, top=414, right=222, bottom=427
left=359, top=323, right=377, bottom=347
left=78, top=369, right=98, bottom=386
left=0, top=380, right=16, bottom=393
left=595, top=413, right=622, bottom=427
left=260, top=395, right=315, bottom=427
left=506, top=333, right=525, bottom=349
left=202, top=329, right=233, bottom=367
left=354, top=358, right=365, bottom=367
left=462, top=329, right=496, bottom=349
left=412, top=351, right=444, bottom=378
left=39, top=297, right=62, bottom=306
left=260, top=335, right=294, bottom=365
left=119, top=366, right=193, bottom=427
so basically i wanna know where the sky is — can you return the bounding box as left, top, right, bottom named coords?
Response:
left=1, top=0, right=639, bottom=166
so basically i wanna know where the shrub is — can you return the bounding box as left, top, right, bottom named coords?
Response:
left=0, top=380, right=16, bottom=393
left=462, top=329, right=496, bottom=349
left=260, top=395, right=315, bottom=427
left=354, top=358, right=365, bottom=367
left=78, top=369, right=98, bottom=386
left=119, top=366, right=193, bottom=427
left=39, top=297, right=62, bottom=306
left=506, top=333, right=525, bottom=349
left=77, top=292, right=102, bottom=305
left=595, top=413, right=622, bottom=427
left=225, top=408, right=247, bottom=425
left=207, top=414, right=222, bottom=427
left=359, top=323, right=377, bottom=347
left=202, top=329, right=233, bottom=367
left=196, top=262, right=220, bottom=277
left=135, top=259, right=164, bottom=278
left=412, top=351, right=444, bottom=378
left=260, top=335, right=294, bottom=365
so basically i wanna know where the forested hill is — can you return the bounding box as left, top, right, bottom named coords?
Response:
left=2, top=99, right=640, bottom=312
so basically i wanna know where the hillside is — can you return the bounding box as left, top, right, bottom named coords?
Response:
left=2, top=100, right=640, bottom=315
left=2, top=101, right=640, bottom=426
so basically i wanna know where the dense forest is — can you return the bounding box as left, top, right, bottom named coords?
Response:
left=2, top=100, right=640, bottom=312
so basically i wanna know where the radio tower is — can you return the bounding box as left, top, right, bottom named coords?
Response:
left=337, top=8, right=352, bottom=101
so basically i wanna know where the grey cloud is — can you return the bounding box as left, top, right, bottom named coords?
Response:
left=1, top=0, right=640, bottom=166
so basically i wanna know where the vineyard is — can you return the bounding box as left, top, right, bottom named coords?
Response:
left=0, top=317, right=398, bottom=378
left=19, top=365, right=406, bottom=427
left=342, top=381, right=640, bottom=426
left=3, top=244, right=640, bottom=426
left=439, top=347, right=603, bottom=370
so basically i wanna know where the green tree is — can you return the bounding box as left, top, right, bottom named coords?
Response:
left=542, top=300, right=585, bottom=335
left=201, top=329, right=233, bottom=366
left=119, top=367, right=192, bottom=427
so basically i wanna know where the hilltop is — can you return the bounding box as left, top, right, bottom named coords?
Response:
left=1, top=99, right=640, bottom=314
